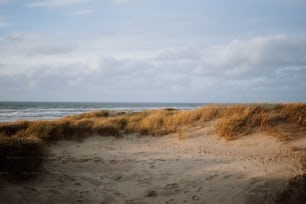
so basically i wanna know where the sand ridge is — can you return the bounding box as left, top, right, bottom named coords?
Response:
left=0, top=125, right=304, bottom=204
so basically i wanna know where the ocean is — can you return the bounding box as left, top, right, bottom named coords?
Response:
left=0, top=102, right=207, bottom=122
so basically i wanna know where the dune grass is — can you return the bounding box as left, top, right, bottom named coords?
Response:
left=0, top=103, right=304, bottom=142
left=0, top=136, right=45, bottom=178
left=276, top=154, right=306, bottom=204
left=0, top=103, right=305, bottom=177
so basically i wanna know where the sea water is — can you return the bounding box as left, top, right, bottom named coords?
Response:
left=0, top=102, right=207, bottom=122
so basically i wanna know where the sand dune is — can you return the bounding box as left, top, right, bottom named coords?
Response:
left=1, top=124, right=305, bottom=204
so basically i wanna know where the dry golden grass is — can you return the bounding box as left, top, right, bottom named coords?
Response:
left=276, top=153, right=306, bottom=204
left=0, top=103, right=305, bottom=141
left=0, top=103, right=305, bottom=177
left=0, top=120, right=30, bottom=137
left=92, top=116, right=127, bottom=137
left=66, top=110, right=110, bottom=120
left=214, top=103, right=306, bottom=141
left=0, top=136, right=45, bottom=178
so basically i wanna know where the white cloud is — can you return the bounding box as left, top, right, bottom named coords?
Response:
left=0, top=34, right=305, bottom=102
left=2, top=35, right=306, bottom=80
left=68, top=9, right=94, bottom=16
left=194, top=35, right=306, bottom=79
left=110, top=0, right=135, bottom=4
left=156, top=47, right=200, bottom=61
left=29, top=0, right=93, bottom=7
left=28, top=0, right=136, bottom=7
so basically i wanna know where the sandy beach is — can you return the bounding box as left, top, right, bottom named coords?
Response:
left=1, top=123, right=305, bottom=204
left=1, top=0, right=306, bottom=202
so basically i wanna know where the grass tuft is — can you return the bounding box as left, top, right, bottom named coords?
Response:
left=276, top=153, right=306, bottom=204
left=0, top=136, right=45, bottom=178
left=0, top=120, right=30, bottom=137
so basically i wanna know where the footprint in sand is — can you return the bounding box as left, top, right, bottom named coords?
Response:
left=138, top=177, right=151, bottom=186
left=191, top=185, right=201, bottom=192
left=165, top=198, right=176, bottom=204
left=23, top=186, right=37, bottom=192
left=125, top=199, right=139, bottom=204
left=192, top=195, right=200, bottom=201
left=58, top=174, right=76, bottom=182
left=100, top=195, right=115, bottom=204
left=79, top=158, right=90, bottom=162
left=205, top=174, right=218, bottom=181
left=145, top=190, right=157, bottom=197
left=113, top=175, right=123, bottom=181
left=164, top=183, right=179, bottom=189
left=162, top=183, right=181, bottom=195
left=223, top=174, right=232, bottom=179
left=47, top=188, right=58, bottom=194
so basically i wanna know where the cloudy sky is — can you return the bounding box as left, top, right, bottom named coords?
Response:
left=0, top=0, right=306, bottom=102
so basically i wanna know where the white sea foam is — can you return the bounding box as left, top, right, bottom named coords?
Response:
left=0, top=102, right=206, bottom=122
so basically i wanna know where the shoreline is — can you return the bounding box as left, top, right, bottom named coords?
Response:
left=0, top=101, right=208, bottom=123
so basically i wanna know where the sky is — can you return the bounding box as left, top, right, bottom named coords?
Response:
left=0, top=0, right=306, bottom=103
